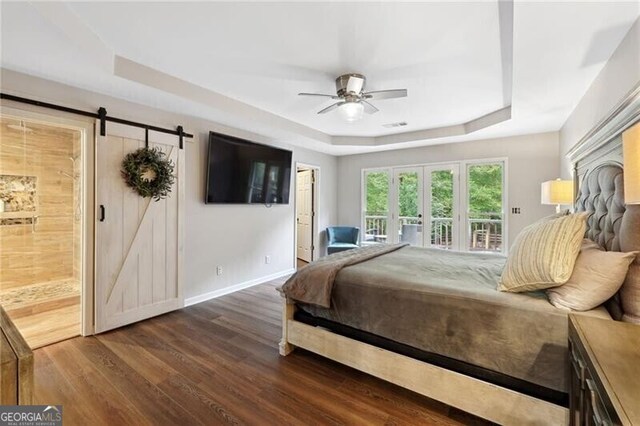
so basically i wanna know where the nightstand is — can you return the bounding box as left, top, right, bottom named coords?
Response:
left=569, top=314, right=640, bottom=426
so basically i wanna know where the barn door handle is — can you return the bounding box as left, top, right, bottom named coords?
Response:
left=99, top=205, right=106, bottom=222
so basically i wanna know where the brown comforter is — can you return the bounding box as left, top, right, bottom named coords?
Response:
left=282, top=243, right=408, bottom=307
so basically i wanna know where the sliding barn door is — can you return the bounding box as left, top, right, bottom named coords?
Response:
left=95, top=122, right=184, bottom=333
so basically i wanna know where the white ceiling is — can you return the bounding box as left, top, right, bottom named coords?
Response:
left=1, top=2, right=638, bottom=155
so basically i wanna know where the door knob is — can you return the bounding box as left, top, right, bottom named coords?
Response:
left=418, top=221, right=423, bottom=225
left=418, top=214, right=422, bottom=218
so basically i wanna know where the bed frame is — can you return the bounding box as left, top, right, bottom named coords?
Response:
left=279, top=84, right=640, bottom=425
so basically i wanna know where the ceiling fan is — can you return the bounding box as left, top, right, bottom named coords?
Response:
left=298, top=73, right=407, bottom=122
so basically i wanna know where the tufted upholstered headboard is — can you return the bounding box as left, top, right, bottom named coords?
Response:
left=574, top=163, right=628, bottom=319
left=575, top=163, right=626, bottom=252
left=571, top=133, right=640, bottom=322
left=567, top=85, right=640, bottom=322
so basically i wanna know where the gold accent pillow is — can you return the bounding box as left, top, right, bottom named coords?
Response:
left=547, top=239, right=638, bottom=311
left=498, top=212, right=589, bottom=293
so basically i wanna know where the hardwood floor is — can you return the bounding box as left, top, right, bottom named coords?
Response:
left=33, top=277, right=492, bottom=425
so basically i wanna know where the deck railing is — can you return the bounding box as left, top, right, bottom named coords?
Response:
left=363, top=214, right=503, bottom=252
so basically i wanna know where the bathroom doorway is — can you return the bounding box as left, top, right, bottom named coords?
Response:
left=0, top=112, right=91, bottom=348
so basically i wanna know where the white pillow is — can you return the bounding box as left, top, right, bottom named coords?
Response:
left=547, top=239, right=638, bottom=311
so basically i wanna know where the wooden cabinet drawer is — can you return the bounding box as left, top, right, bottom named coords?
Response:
left=569, top=315, right=634, bottom=426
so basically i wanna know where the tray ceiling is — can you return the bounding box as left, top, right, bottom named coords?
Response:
left=0, top=2, right=638, bottom=155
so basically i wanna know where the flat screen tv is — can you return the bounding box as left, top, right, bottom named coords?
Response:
left=205, top=131, right=292, bottom=204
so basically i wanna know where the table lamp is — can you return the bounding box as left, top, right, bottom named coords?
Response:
left=541, top=179, right=574, bottom=213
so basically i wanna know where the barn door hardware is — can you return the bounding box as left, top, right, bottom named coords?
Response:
left=0, top=93, right=194, bottom=140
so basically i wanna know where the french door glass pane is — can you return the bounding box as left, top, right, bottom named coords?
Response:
left=467, top=163, right=504, bottom=253
left=363, top=171, right=389, bottom=245
left=430, top=170, right=454, bottom=249
left=397, top=170, right=422, bottom=246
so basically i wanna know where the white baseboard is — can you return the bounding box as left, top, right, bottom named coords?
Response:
left=184, top=268, right=295, bottom=307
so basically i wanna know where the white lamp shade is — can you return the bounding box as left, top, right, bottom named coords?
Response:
left=339, top=102, right=364, bottom=122
left=541, top=179, right=574, bottom=205
left=623, top=123, right=640, bottom=204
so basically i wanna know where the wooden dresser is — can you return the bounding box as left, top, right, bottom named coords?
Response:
left=569, top=314, right=640, bottom=426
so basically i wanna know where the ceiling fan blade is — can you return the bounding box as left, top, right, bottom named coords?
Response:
left=299, top=93, right=340, bottom=99
left=363, top=89, right=408, bottom=100
left=362, top=101, right=379, bottom=114
left=317, top=102, right=344, bottom=114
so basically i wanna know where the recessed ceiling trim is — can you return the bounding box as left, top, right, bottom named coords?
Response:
left=330, top=105, right=512, bottom=147
left=498, top=0, right=514, bottom=105
left=112, top=0, right=513, bottom=147
left=465, top=106, right=512, bottom=134
left=114, top=56, right=332, bottom=144
left=32, top=1, right=515, bottom=149
left=114, top=55, right=513, bottom=148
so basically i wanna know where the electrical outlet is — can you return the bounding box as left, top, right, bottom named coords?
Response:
left=216, top=266, right=223, bottom=275
left=265, top=255, right=271, bottom=264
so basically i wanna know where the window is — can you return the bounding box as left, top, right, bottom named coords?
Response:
left=361, top=159, right=506, bottom=253
left=466, top=162, right=504, bottom=253
left=362, top=170, right=390, bottom=245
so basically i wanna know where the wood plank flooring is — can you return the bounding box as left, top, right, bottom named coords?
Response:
left=33, top=277, right=492, bottom=425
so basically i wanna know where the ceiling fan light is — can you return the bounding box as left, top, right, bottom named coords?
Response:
left=339, top=102, right=364, bottom=122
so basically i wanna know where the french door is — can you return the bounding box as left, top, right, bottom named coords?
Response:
left=393, top=167, right=424, bottom=246
left=362, top=160, right=504, bottom=253
left=390, top=165, right=459, bottom=249
left=424, top=164, right=460, bottom=250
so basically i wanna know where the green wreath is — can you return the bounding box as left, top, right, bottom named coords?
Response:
left=121, top=147, right=175, bottom=201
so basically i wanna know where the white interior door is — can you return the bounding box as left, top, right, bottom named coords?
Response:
left=95, top=122, right=184, bottom=333
left=296, top=169, right=313, bottom=262
left=392, top=167, right=424, bottom=246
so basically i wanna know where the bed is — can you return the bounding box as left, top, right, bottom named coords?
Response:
left=293, top=246, right=609, bottom=402
left=278, top=93, right=640, bottom=425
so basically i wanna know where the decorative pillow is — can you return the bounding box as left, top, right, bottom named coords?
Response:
left=498, top=212, right=588, bottom=293
left=547, top=240, right=638, bottom=311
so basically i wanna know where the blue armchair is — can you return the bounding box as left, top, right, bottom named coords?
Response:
left=327, top=226, right=360, bottom=255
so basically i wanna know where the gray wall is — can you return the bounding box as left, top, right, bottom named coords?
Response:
left=337, top=132, right=560, bottom=249
left=0, top=69, right=338, bottom=302
left=560, top=18, right=640, bottom=177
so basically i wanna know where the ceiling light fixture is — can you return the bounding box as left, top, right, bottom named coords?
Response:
left=339, top=101, right=364, bottom=122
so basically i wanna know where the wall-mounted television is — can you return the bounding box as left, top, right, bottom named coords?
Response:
left=205, top=131, right=292, bottom=204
